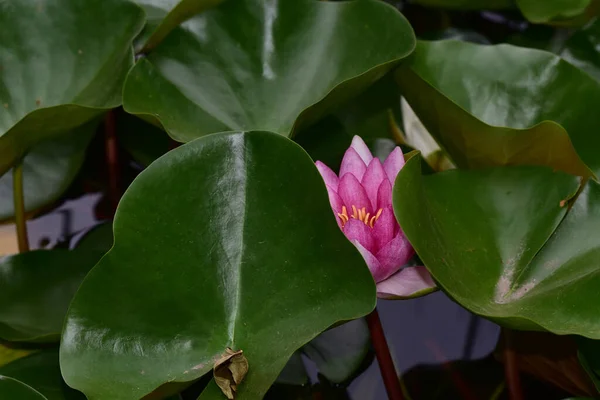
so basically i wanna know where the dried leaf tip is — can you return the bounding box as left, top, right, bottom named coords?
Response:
left=213, top=348, right=249, bottom=399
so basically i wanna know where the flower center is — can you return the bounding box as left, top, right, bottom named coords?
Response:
left=338, top=205, right=383, bottom=228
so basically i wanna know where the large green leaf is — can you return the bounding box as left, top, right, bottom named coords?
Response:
left=60, top=131, right=376, bottom=400
left=0, top=122, right=96, bottom=221
left=0, top=249, right=102, bottom=343
left=0, top=0, right=145, bottom=176
left=562, top=18, right=600, bottom=82
left=134, top=0, right=225, bottom=53
left=391, top=153, right=600, bottom=337
left=0, top=350, right=84, bottom=400
left=0, top=376, right=46, bottom=400
left=396, top=40, right=600, bottom=177
left=123, top=0, right=415, bottom=141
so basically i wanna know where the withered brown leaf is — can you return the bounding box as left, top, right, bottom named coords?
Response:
left=213, top=348, right=249, bottom=399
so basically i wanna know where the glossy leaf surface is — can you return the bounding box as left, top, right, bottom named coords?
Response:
left=396, top=40, right=600, bottom=177
left=0, top=249, right=102, bottom=343
left=123, top=0, right=415, bottom=141
left=391, top=154, right=600, bottom=337
left=0, top=350, right=84, bottom=400
left=0, top=123, right=96, bottom=221
left=60, top=131, right=376, bottom=400
left=0, top=0, right=145, bottom=175
left=0, top=377, right=45, bottom=400
left=134, top=0, right=225, bottom=52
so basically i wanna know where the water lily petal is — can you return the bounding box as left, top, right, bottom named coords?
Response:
left=374, top=233, right=414, bottom=282
left=316, top=161, right=339, bottom=190
left=351, top=239, right=381, bottom=278
left=362, top=158, right=386, bottom=210
left=339, top=173, right=373, bottom=214
left=376, top=266, right=437, bottom=299
left=325, top=185, right=345, bottom=228
left=372, top=206, right=396, bottom=252
left=345, top=219, right=375, bottom=254
left=376, top=178, right=392, bottom=210
left=339, top=147, right=367, bottom=181
left=383, top=147, right=405, bottom=184
left=350, top=135, right=374, bottom=165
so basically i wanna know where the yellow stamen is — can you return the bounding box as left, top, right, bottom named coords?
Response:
left=338, top=205, right=383, bottom=228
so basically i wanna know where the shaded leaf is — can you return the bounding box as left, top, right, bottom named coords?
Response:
left=72, top=222, right=113, bottom=255
left=561, top=18, right=600, bottom=81
left=60, top=131, right=375, bottom=399
left=0, top=376, right=46, bottom=399
left=577, top=337, right=600, bottom=394
left=392, top=153, right=600, bottom=337
left=516, top=0, right=592, bottom=23
left=0, top=345, right=36, bottom=368
left=396, top=40, right=600, bottom=177
left=123, top=0, right=415, bottom=141
left=0, top=122, right=96, bottom=221
left=0, top=0, right=145, bottom=175
left=302, top=319, right=371, bottom=385
left=0, top=249, right=103, bottom=343
left=0, top=350, right=84, bottom=400
left=409, top=0, right=513, bottom=10
left=116, top=111, right=169, bottom=167
left=275, top=353, right=308, bottom=386
left=495, top=331, right=597, bottom=397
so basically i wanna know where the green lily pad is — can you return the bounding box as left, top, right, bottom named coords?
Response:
left=123, top=0, right=415, bottom=142
left=0, top=350, right=84, bottom=400
left=0, top=376, right=46, bottom=400
left=60, top=131, right=375, bottom=400
left=391, top=153, right=600, bottom=337
left=562, top=18, right=600, bottom=82
left=0, top=0, right=145, bottom=176
left=134, top=0, right=225, bottom=53
left=516, top=0, right=592, bottom=23
left=0, top=122, right=96, bottom=221
left=0, top=249, right=103, bottom=343
left=396, top=40, right=600, bottom=177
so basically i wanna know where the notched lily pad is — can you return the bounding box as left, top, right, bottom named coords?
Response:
left=0, top=0, right=145, bottom=175
left=392, top=153, right=600, bottom=337
left=214, top=348, right=249, bottom=399
left=123, top=0, right=415, bottom=141
left=60, top=131, right=375, bottom=400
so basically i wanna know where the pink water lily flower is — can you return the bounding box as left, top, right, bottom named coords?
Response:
left=316, top=136, right=436, bottom=299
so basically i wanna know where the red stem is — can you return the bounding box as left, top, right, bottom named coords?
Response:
left=366, top=308, right=404, bottom=400
left=104, top=110, right=120, bottom=215
left=504, top=329, right=524, bottom=400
